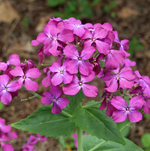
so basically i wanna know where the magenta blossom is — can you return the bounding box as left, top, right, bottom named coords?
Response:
left=0, top=118, right=11, bottom=133
left=111, top=95, right=144, bottom=123
left=32, top=22, right=74, bottom=56
left=63, top=72, right=98, bottom=97
left=102, top=67, right=135, bottom=92
left=82, top=26, right=110, bottom=55
left=64, top=17, right=86, bottom=37
left=0, top=54, right=20, bottom=71
left=50, top=60, right=73, bottom=86
left=10, top=67, right=41, bottom=92
left=105, top=49, right=125, bottom=70
left=41, top=86, right=69, bottom=114
left=0, top=75, right=19, bottom=104
left=64, top=44, right=95, bottom=76
left=1, top=143, right=14, bottom=151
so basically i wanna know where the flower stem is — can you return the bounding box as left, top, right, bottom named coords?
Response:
left=29, top=91, right=42, bottom=99
left=61, top=110, right=72, bottom=118
left=77, top=126, right=83, bottom=151
left=89, top=140, right=106, bottom=151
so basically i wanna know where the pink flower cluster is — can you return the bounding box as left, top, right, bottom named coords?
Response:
left=22, top=134, right=48, bottom=151
left=32, top=17, right=150, bottom=123
left=0, top=54, right=42, bottom=105
left=0, top=117, right=18, bottom=151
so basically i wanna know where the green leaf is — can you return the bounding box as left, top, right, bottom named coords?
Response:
left=128, top=37, right=144, bottom=57
left=141, top=133, right=150, bottom=148
left=65, top=90, right=84, bottom=114
left=80, top=0, right=93, bottom=18
left=117, top=120, right=130, bottom=137
left=46, top=0, right=65, bottom=7
left=144, top=114, right=150, bottom=119
left=100, top=60, right=105, bottom=68
left=11, top=105, right=75, bottom=137
left=83, top=134, right=143, bottom=151
left=0, top=101, right=4, bottom=110
left=92, top=0, right=102, bottom=6
left=74, top=107, right=125, bottom=145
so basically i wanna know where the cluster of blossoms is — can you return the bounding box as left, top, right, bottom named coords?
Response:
left=0, top=118, right=18, bottom=151
left=22, top=134, right=48, bottom=151
left=0, top=54, right=42, bottom=105
left=0, top=17, right=150, bottom=124
left=31, top=17, right=150, bottom=123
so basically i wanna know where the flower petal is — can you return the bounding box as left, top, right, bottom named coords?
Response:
left=1, top=91, right=12, bottom=105
left=25, top=79, right=39, bottom=92
left=128, top=110, right=142, bottom=123
left=82, top=84, right=98, bottom=97
left=41, top=92, right=53, bottom=105
left=26, top=68, right=42, bottom=79
left=112, top=110, right=127, bottom=123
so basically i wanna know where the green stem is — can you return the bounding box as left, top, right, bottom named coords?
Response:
left=119, top=121, right=131, bottom=132
left=77, top=126, right=83, bottom=151
left=88, top=121, right=131, bottom=151
left=89, top=140, right=106, bottom=151
left=29, top=91, right=42, bottom=99
left=59, top=143, right=63, bottom=151
left=82, top=101, right=101, bottom=109
left=61, top=110, right=72, bottom=118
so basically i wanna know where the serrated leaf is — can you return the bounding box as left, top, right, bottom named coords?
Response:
left=141, top=133, right=150, bottom=148
left=65, top=90, right=84, bottom=114
left=74, top=107, right=125, bottom=145
left=83, top=134, right=143, bottom=151
left=11, top=105, right=75, bottom=137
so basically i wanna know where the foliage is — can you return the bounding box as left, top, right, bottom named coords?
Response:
left=0, top=101, right=4, bottom=110
left=129, top=37, right=144, bottom=57
left=141, top=133, right=150, bottom=151
left=83, top=134, right=143, bottom=151
left=47, top=0, right=117, bottom=19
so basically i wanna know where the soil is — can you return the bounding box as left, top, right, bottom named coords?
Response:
left=0, top=0, right=150, bottom=150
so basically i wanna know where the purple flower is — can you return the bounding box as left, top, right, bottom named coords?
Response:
left=41, top=86, right=69, bottom=114
left=111, top=95, right=144, bottom=123
left=102, top=67, right=135, bottom=92
left=63, top=44, right=95, bottom=76
left=32, top=22, right=74, bottom=56
left=0, top=75, right=19, bottom=104
left=82, top=26, right=110, bottom=55
left=2, top=143, right=14, bottom=151
left=63, top=72, right=98, bottom=97
left=0, top=54, right=20, bottom=71
left=64, top=17, right=86, bottom=37
left=36, top=134, right=48, bottom=142
left=42, top=69, right=51, bottom=88
left=50, top=60, right=73, bottom=86
left=135, top=71, right=150, bottom=98
left=10, top=67, right=41, bottom=92
left=105, top=49, right=125, bottom=70
left=0, top=118, right=11, bottom=133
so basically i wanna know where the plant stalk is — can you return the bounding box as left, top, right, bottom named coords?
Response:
left=77, top=126, right=83, bottom=151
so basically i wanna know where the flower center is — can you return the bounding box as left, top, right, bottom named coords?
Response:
left=78, top=57, right=82, bottom=60
left=126, top=107, right=129, bottom=111
left=60, top=70, right=63, bottom=74
left=23, top=76, right=26, bottom=79
left=79, top=82, right=82, bottom=86
left=116, top=74, right=119, bottom=80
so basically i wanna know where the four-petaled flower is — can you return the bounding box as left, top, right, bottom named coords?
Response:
left=41, top=86, right=69, bottom=114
